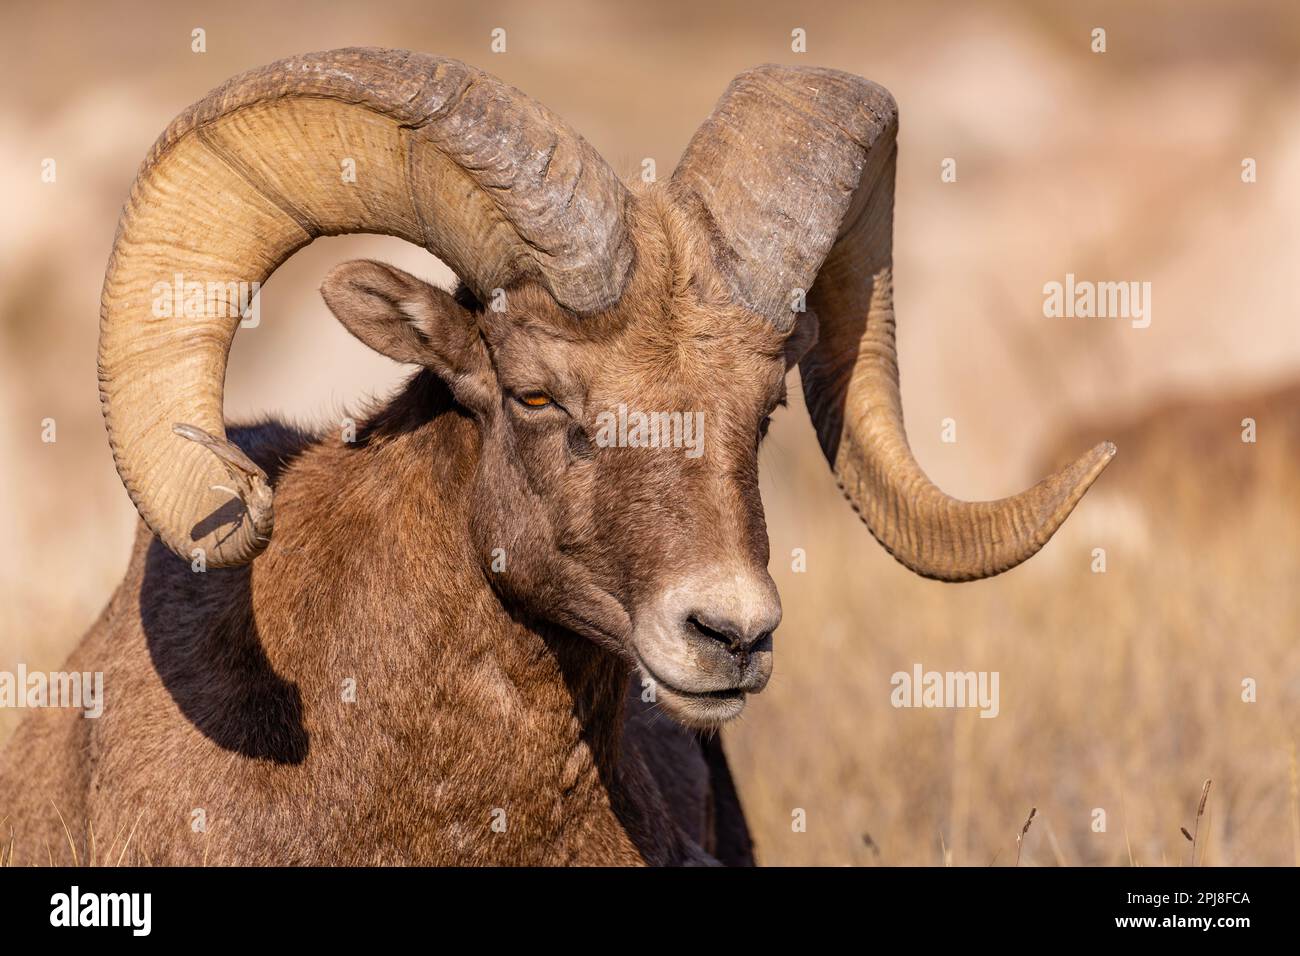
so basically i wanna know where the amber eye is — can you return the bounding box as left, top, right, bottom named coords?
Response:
left=517, top=392, right=553, bottom=409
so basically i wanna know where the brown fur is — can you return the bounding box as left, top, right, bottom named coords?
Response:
left=0, top=187, right=805, bottom=865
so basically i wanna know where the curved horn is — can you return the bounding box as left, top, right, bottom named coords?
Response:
left=672, top=65, right=1113, bottom=581
left=99, top=48, right=632, bottom=567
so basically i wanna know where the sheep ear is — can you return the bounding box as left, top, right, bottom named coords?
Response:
left=322, top=259, right=469, bottom=364
left=321, top=259, right=493, bottom=412
left=784, top=309, right=819, bottom=371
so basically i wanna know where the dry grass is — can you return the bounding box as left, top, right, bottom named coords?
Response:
left=1015, top=808, right=1036, bottom=867
left=1181, top=779, right=1212, bottom=866
left=0, top=805, right=149, bottom=867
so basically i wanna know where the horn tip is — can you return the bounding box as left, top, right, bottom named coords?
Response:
left=1055, top=440, right=1116, bottom=512
left=1085, top=439, right=1117, bottom=480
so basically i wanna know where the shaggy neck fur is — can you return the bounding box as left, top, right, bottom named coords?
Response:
left=0, top=370, right=701, bottom=865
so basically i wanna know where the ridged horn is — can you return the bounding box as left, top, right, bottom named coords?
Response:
left=99, top=48, right=632, bottom=567
left=672, top=64, right=1113, bottom=581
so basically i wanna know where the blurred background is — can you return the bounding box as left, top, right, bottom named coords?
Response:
left=2, top=0, right=1298, bottom=865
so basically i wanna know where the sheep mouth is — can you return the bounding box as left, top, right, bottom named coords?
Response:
left=632, top=654, right=749, bottom=727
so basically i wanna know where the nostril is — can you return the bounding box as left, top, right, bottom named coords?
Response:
left=685, top=613, right=769, bottom=654
left=686, top=614, right=735, bottom=647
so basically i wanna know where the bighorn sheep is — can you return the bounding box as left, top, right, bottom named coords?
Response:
left=0, top=49, right=1113, bottom=865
